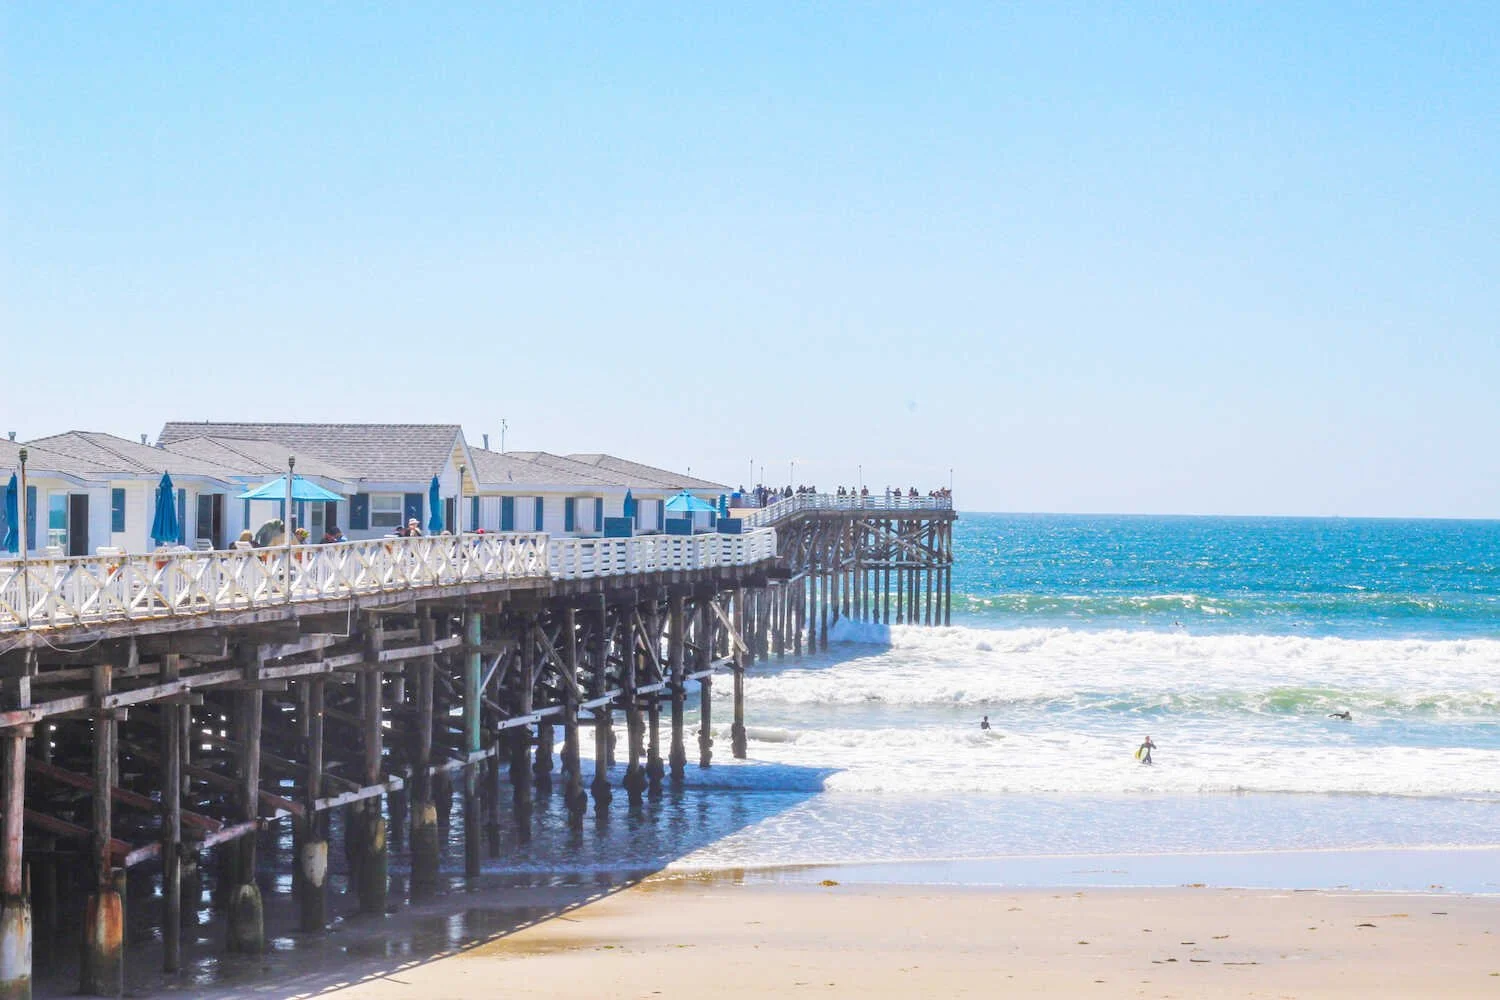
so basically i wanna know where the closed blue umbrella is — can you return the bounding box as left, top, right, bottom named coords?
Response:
left=427, top=475, right=444, bottom=533
left=718, top=494, right=730, bottom=518
left=622, top=489, right=636, bottom=520
left=3, top=474, right=17, bottom=554
left=151, top=473, right=181, bottom=546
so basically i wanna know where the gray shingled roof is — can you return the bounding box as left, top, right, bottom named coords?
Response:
left=469, top=449, right=617, bottom=489
left=163, top=436, right=358, bottom=483
left=0, top=440, right=118, bottom=478
left=157, top=422, right=462, bottom=482
left=26, top=431, right=242, bottom=480
left=566, top=453, right=728, bottom=491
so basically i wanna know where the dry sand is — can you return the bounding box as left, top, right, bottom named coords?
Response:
left=327, top=876, right=1500, bottom=999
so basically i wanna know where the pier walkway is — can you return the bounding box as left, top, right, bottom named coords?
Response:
left=0, top=493, right=953, bottom=999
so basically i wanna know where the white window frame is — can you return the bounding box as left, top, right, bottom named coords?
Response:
left=370, top=493, right=403, bottom=529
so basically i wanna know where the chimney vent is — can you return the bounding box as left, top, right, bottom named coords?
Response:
left=6, top=432, right=14, bottom=442
left=140, top=434, right=148, bottom=445
left=483, top=434, right=490, bottom=450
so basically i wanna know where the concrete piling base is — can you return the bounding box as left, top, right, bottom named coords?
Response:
left=0, top=898, right=31, bottom=1000
left=356, top=806, right=387, bottom=915
left=410, top=803, right=440, bottom=895
left=225, top=883, right=264, bottom=954
left=79, top=888, right=123, bottom=996
left=298, top=838, right=328, bottom=931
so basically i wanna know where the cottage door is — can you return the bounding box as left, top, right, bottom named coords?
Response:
left=67, top=493, right=89, bottom=556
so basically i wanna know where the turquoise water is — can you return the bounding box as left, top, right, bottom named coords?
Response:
left=473, top=514, right=1500, bottom=891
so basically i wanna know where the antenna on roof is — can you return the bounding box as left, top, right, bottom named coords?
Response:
left=6, top=432, right=13, bottom=442
left=140, top=434, right=148, bottom=445
left=500, top=419, right=508, bottom=453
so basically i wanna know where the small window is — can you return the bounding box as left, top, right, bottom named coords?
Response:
left=111, top=489, right=126, bottom=533
left=370, top=494, right=403, bottom=529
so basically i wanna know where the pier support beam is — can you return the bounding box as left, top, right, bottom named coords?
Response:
left=668, top=594, right=686, bottom=785
left=300, top=678, right=329, bottom=930
left=159, top=655, right=182, bottom=972
left=590, top=598, right=613, bottom=812
left=409, top=614, right=439, bottom=896
left=463, top=610, right=483, bottom=876
left=354, top=621, right=387, bottom=915
left=622, top=609, right=646, bottom=807
left=81, top=660, right=122, bottom=997
left=1, top=721, right=31, bottom=1000
left=226, top=666, right=265, bottom=954
left=731, top=590, right=748, bottom=759
left=561, top=608, right=587, bottom=830
left=697, top=598, right=714, bottom=767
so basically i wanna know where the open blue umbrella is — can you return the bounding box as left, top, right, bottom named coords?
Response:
left=3, top=474, right=17, bottom=554
left=238, top=476, right=343, bottom=502
left=151, top=473, right=181, bottom=546
left=427, top=475, right=444, bottom=533
left=622, top=489, right=636, bottom=521
left=664, top=490, right=717, bottom=513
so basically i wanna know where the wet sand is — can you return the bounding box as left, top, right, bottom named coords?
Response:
left=327, top=878, right=1500, bottom=998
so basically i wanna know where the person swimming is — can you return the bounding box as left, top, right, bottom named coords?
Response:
left=1136, top=736, right=1156, bottom=764
left=979, top=715, right=991, bottom=730
left=1328, top=710, right=1352, bottom=720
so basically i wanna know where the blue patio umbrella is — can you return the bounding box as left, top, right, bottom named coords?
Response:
left=3, top=474, right=17, bottom=554
left=238, top=476, right=343, bottom=503
left=664, top=490, right=717, bottom=514
left=427, top=475, right=444, bottom=533
left=622, top=489, right=636, bottom=520
left=151, top=473, right=181, bottom=546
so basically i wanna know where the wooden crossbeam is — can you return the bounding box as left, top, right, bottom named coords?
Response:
left=27, top=758, right=222, bottom=832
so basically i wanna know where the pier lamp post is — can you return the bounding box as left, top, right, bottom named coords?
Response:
left=789, top=460, right=795, bottom=487
left=17, top=448, right=28, bottom=627
left=285, top=456, right=295, bottom=603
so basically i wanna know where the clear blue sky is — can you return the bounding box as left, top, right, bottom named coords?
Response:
left=4, top=3, right=1496, bottom=516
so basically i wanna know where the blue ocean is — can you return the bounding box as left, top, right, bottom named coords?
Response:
left=476, top=514, right=1500, bottom=892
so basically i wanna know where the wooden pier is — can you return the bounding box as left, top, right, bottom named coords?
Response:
left=0, top=492, right=952, bottom=997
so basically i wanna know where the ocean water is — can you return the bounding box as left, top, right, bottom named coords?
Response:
left=482, top=514, right=1500, bottom=891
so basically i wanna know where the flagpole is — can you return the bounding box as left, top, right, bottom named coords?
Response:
left=17, top=449, right=29, bottom=627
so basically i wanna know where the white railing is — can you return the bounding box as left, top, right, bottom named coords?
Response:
left=739, top=492, right=953, bottom=528
left=0, top=527, right=778, bottom=634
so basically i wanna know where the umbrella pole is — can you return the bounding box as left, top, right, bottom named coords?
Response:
left=17, top=450, right=28, bottom=627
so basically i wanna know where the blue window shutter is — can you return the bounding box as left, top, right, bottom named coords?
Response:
left=350, top=493, right=369, bottom=531
left=403, top=493, right=423, bottom=527
left=25, top=486, right=36, bottom=550
left=110, top=489, right=126, bottom=532
left=470, top=496, right=479, bottom=530
left=501, top=496, right=515, bottom=531
left=534, top=496, right=544, bottom=532
left=564, top=497, right=575, bottom=533
left=177, top=489, right=187, bottom=545
left=242, top=498, right=250, bottom=532
left=594, top=498, right=603, bottom=532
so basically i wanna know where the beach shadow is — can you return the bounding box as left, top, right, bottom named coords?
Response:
left=48, top=758, right=838, bottom=998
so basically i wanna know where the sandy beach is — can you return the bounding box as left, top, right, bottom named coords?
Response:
left=323, top=877, right=1500, bottom=999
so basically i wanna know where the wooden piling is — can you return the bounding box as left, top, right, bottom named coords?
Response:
left=463, top=610, right=483, bottom=876
left=697, top=597, right=714, bottom=768
left=511, top=616, right=534, bottom=841
left=80, top=659, right=122, bottom=997
left=160, top=654, right=182, bottom=972
left=561, top=607, right=587, bottom=829
left=590, top=597, right=613, bottom=811
left=299, top=677, right=328, bottom=929
left=668, top=594, right=686, bottom=785
left=0, top=720, right=30, bottom=1000
left=731, top=590, right=748, bottom=759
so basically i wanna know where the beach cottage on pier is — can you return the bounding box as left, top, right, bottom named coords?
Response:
left=157, top=422, right=473, bottom=541
left=22, top=431, right=248, bottom=554
left=0, top=440, right=119, bottom=557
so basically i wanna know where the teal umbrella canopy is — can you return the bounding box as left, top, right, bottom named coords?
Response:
left=3, top=474, right=16, bottom=554
left=151, top=473, right=181, bottom=546
left=238, top=477, right=343, bottom=502
left=665, top=490, right=716, bottom=513
left=427, top=475, right=444, bottom=533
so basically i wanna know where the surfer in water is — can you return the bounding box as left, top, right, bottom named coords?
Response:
left=1328, top=710, right=1352, bottom=720
left=1137, top=735, right=1156, bottom=764
left=980, top=715, right=991, bottom=730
